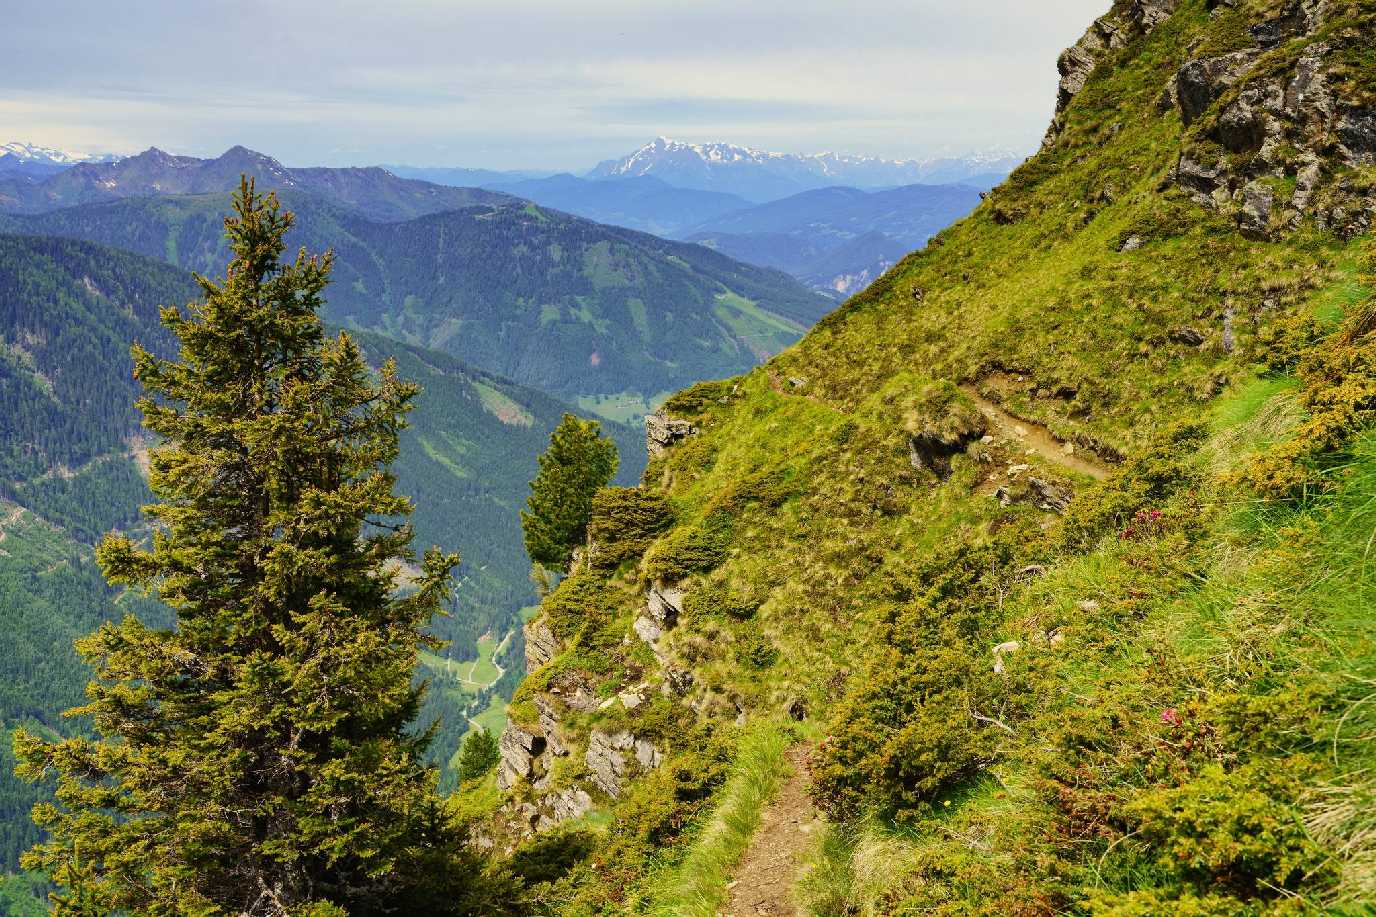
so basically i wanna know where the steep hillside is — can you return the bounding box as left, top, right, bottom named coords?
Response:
left=0, top=233, right=642, bottom=876
left=0, top=146, right=511, bottom=221
left=485, top=2, right=1376, bottom=913
left=10, top=194, right=833, bottom=413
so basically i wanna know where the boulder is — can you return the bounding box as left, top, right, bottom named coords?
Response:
left=646, top=412, right=697, bottom=457
left=540, top=788, right=594, bottom=830
left=1238, top=181, right=1275, bottom=239
left=1175, top=51, right=1256, bottom=124
left=646, top=584, right=684, bottom=625
left=534, top=696, right=568, bottom=758
left=1029, top=477, right=1073, bottom=514
left=633, top=614, right=663, bottom=645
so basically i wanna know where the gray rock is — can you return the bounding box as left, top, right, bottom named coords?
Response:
left=1169, top=327, right=1207, bottom=347
left=540, top=788, right=593, bottom=830
left=1338, top=108, right=1376, bottom=165
left=497, top=723, right=547, bottom=791
left=535, top=696, right=568, bottom=758
left=646, top=412, right=697, bottom=458
left=586, top=729, right=635, bottom=798
left=633, top=614, right=663, bottom=645
left=1120, top=235, right=1144, bottom=252
left=1222, top=307, right=1236, bottom=353
left=1176, top=51, right=1256, bottom=124
left=1029, top=477, right=1073, bottom=514
left=646, top=585, right=684, bottom=625
left=661, top=667, right=695, bottom=696
left=525, top=617, right=559, bottom=671
left=1239, top=180, right=1275, bottom=239
left=1174, top=155, right=1228, bottom=205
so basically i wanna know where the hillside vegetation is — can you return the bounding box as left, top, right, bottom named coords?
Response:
left=485, top=1, right=1376, bottom=913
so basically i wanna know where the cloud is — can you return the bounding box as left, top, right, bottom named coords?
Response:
left=0, top=0, right=1111, bottom=168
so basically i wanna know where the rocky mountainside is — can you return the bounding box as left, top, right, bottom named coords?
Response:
left=589, top=136, right=1023, bottom=201
left=6, top=192, right=832, bottom=412
left=0, top=146, right=512, bottom=221
left=479, top=1, right=1376, bottom=912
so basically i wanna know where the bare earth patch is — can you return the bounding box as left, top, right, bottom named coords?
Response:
left=722, top=746, right=820, bottom=917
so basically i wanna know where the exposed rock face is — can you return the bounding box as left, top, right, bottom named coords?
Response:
left=1044, top=0, right=1182, bottom=146
left=646, top=411, right=697, bottom=457
left=1167, top=5, right=1376, bottom=238
left=542, top=788, right=593, bottom=828
left=524, top=617, right=559, bottom=671
left=586, top=729, right=663, bottom=798
left=496, top=724, right=547, bottom=791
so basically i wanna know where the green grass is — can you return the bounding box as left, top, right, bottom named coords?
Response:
left=640, top=724, right=796, bottom=917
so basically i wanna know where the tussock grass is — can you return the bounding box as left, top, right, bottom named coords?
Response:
left=641, top=724, right=795, bottom=917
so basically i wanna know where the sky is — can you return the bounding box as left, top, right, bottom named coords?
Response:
left=1, top=0, right=1110, bottom=171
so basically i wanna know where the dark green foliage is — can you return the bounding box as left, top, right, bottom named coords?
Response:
left=641, top=509, right=733, bottom=583
left=522, top=414, right=620, bottom=570
left=1058, top=420, right=1210, bottom=549
left=457, top=729, right=500, bottom=783
left=14, top=182, right=475, bottom=914
left=681, top=582, right=760, bottom=621
left=586, top=487, right=673, bottom=571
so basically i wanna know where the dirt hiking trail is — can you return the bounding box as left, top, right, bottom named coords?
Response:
left=963, top=387, right=1110, bottom=480
left=722, top=746, right=820, bottom=917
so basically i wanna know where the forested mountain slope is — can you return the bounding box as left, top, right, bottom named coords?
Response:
left=4, top=193, right=833, bottom=414
left=485, top=1, right=1376, bottom=912
left=0, top=233, right=640, bottom=881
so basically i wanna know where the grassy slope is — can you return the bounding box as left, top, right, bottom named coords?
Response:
left=500, top=2, right=1376, bottom=912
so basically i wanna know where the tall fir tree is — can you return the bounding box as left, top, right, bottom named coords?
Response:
left=520, top=414, right=619, bottom=570
left=14, top=180, right=478, bottom=916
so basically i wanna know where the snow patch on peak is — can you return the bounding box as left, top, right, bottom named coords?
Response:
left=1, top=141, right=120, bottom=165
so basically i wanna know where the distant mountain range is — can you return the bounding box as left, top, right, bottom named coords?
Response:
left=587, top=136, right=1022, bottom=201
left=476, top=173, right=983, bottom=298
left=2, top=183, right=830, bottom=407
left=686, top=183, right=984, bottom=296
left=385, top=164, right=555, bottom=187
left=0, top=146, right=512, bottom=220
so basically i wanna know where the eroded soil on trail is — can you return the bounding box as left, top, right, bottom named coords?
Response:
left=963, top=386, right=1111, bottom=480
left=722, top=746, right=821, bottom=917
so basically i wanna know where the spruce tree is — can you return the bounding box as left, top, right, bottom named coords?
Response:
left=520, top=414, right=619, bottom=570
left=456, top=729, right=499, bottom=783
left=14, top=180, right=470, bottom=916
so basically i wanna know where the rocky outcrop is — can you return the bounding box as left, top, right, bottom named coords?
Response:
left=1167, top=4, right=1376, bottom=238
left=524, top=617, right=559, bottom=671
left=1044, top=0, right=1183, bottom=146
left=496, top=724, right=547, bottom=791
left=646, top=411, right=697, bottom=457
left=586, top=729, right=663, bottom=799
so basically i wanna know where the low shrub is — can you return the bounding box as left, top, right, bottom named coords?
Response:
left=586, top=487, right=672, bottom=571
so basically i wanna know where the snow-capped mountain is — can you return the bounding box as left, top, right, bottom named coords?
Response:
left=1, top=141, right=120, bottom=165
left=588, top=137, right=1024, bottom=202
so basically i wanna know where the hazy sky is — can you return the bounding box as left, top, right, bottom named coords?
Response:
left=2, top=1, right=1109, bottom=170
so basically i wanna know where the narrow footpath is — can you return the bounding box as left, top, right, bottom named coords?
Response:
left=722, top=746, right=821, bottom=917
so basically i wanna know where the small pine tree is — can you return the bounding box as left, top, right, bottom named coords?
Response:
left=14, top=180, right=473, bottom=916
left=457, top=729, right=500, bottom=783
left=520, top=413, right=619, bottom=570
